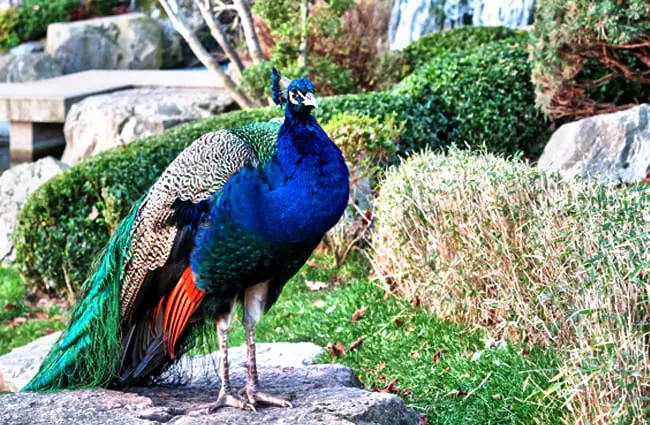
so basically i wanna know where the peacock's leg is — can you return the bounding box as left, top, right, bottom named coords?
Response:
left=240, top=281, right=293, bottom=408
left=208, top=312, right=255, bottom=412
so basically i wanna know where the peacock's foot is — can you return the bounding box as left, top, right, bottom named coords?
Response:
left=240, top=386, right=293, bottom=408
left=207, top=391, right=256, bottom=413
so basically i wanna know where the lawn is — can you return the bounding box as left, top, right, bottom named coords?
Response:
left=0, top=267, right=65, bottom=356
left=0, top=255, right=564, bottom=424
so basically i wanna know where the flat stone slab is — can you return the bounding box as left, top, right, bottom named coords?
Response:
left=0, top=69, right=224, bottom=122
left=0, top=365, right=421, bottom=425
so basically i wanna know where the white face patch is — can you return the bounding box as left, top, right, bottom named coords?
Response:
left=289, top=90, right=303, bottom=105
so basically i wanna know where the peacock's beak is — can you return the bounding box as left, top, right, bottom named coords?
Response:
left=303, top=92, right=318, bottom=109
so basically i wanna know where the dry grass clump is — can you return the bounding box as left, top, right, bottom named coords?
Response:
left=371, top=148, right=650, bottom=424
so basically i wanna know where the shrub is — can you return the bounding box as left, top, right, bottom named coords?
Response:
left=0, top=8, right=19, bottom=51
left=318, top=91, right=454, bottom=158
left=311, top=0, right=395, bottom=92
left=16, top=89, right=452, bottom=294
left=322, top=112, right=400, bottom=182
left=254, top=0, right=394, bottom=95
left=16, top=0, right=79, bottom=41
left=532, top=0, right=650, bottom=120
left=371, top=148, right=650, bottom=423
left=321, top=112, right=400, bottom=268
left=395, top=40, right=548, bottom=158
left=402, top=26, right=528, bottom=74
left=12, top=0, right=121, bottom=44
left=361, top=51, right=408, bottom=92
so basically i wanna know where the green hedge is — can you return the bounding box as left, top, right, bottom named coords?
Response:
left=395, top=40, right=548, bottom=157
left=15, top=90, right=452, bottom=294
left=402, top=26, right=528, bottom=74
left=0, top=0, right=122, bottom=50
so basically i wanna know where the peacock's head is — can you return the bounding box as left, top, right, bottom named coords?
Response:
left=271, top=67, right=318, bottom=118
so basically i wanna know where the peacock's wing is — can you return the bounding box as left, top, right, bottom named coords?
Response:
left=121, top=123, right=281, bottom=322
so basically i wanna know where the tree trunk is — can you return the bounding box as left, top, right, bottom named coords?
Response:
left=159, top=0, right=256, bottom=109
left=299, top=0, right=309, bottom=68
left=233, top=0, right=265, bottom=65
left=194, top=0, right=245, bottom=76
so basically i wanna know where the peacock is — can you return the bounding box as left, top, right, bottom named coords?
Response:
left=23, top=68, right=350, bottom=411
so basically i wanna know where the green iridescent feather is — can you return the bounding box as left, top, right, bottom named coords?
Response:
left=22, top=196, right=145, bottom=391
left=229, top=122, right=280, bottom=163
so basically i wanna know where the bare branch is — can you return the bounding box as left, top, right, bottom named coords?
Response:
left=159, top=0, right=257, bottom=109
left=299, top=0, right=309, bottom=68
left=232, top=0, right=265, bottom=65
left=194, top=0, right=245, bottom=75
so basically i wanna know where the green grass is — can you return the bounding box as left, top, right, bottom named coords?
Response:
left=0, top=266, right=65, bottom=356
left=226, top=254, right=564, bottom=424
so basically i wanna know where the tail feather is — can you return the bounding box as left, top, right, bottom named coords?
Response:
left=22, top=197, right=145, bottom=392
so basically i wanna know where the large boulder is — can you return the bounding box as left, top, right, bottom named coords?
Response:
left=62, top=87, right=236, bottom=165
left=0, top=365, right=420, bottom=425
left=0, top=157, right=68, bottom=263
left=0, top=42, right=62, bottom=82
left=538, top=104, right=650, bottom=184
left=0, top=331, right=61, bottom=391
left=0, top=336, right=421, bottom=424
left=158, top=18, right=188, bottom=68
left=46, top=13, right=166, bottom=74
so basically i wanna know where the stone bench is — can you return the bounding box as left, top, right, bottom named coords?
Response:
left=0, top=69, right=224, bottom=163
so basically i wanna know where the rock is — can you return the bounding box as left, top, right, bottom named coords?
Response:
left=0, top=364, right=420, bottom=425
left=0, top=0, right=21, bottom=9
left=158, top=18, right=188, bottom=69
left=538, top=104, right=650, bottom=185
left=0, top=337, right=420, bottom=425
left=175, top=0, right=205, bottom=32
left=0, top=157, right=68, bottom=263
left=0, top=44, right=62, bottom=82
left=10, top=41, right=45, bottom=55
left=0, top=369, right=17, bottom=392
left=0, top=332, right=323, bottom=392
left=46, top=13, right=165, bottom=74
left=62, top=87, right=236, bottom=165
left=0, top=332, right=61, bottom=390
left=388, top=0, right=534, bottom=50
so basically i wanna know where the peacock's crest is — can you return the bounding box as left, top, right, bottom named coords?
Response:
left=271, top=67, right=291, bottom=108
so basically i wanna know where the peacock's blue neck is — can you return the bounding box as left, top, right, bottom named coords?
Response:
left=222, top=113, right=349, bottom=244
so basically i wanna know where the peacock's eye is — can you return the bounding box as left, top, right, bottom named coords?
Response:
left=289, top=90, right=300, bottom=104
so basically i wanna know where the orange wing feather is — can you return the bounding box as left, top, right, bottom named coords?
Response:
left=154, top=267, right=205, bottom=358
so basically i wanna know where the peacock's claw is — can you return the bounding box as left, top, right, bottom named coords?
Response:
left=207, top=392, right=256, bottom=413
left=240, top=387, right=293, bottom=408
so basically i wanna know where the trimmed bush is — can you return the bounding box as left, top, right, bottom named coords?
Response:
left=16, top=0, right=79, bottom=41
left=9, top=0, right=122, bottom=46
left=402, top=26, right=528, bottom=74
left=323, top=112, right=400, bottom=177
left=371, top=148, right=650, bottom=423
left=0, top=8, right=19, bottom=51
left=532, top=0, right=650, bottom=120
left=395, top=40, right=549, bottom=158
left=15, top=90, right=452, bottom=295
left=318, top=91, right=454, bottom=157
